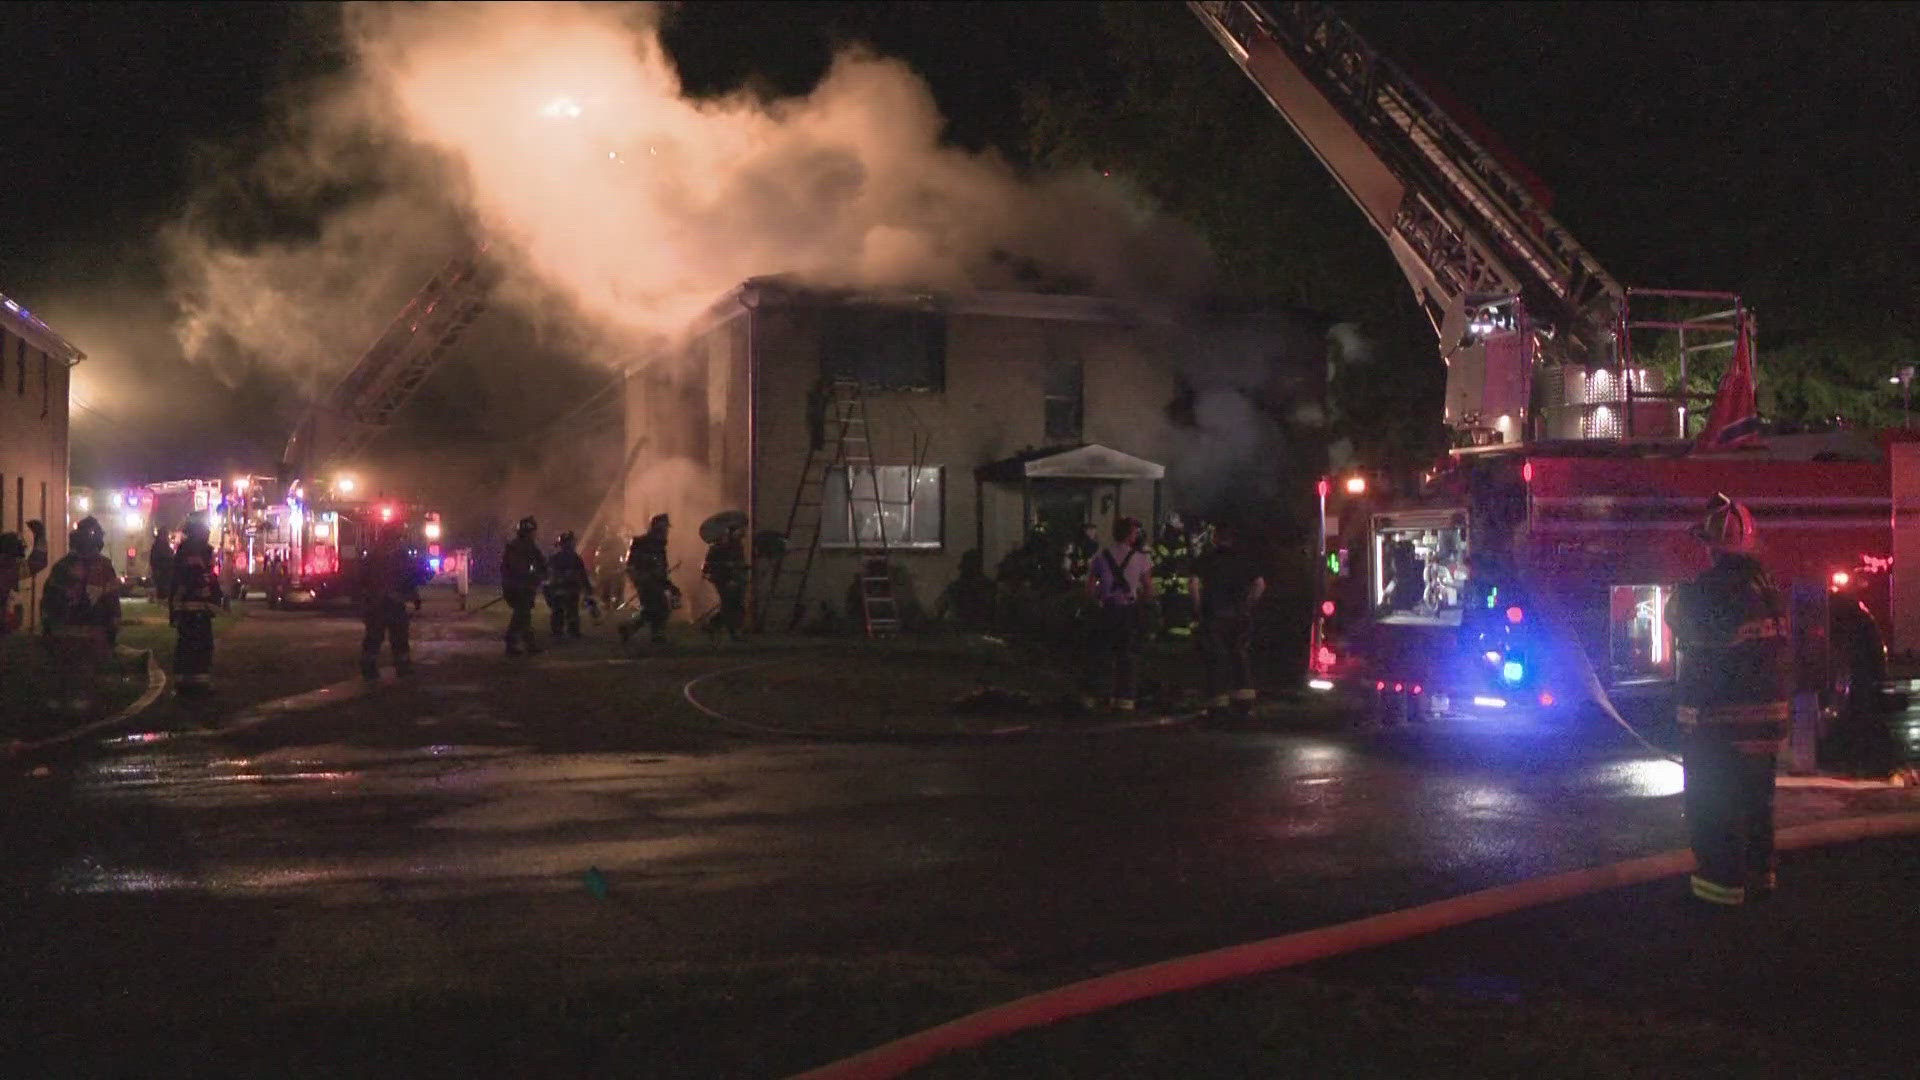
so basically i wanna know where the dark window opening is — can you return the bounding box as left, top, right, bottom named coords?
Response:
left=821, top=307, right=945, bottom=391
left=1043, top=357, right=1084, bottom=442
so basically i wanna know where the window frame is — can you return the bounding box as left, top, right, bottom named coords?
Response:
left=820, top=465, right=944, bottom=550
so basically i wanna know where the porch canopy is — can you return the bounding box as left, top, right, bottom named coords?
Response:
left=976, top=445, right=1167, bottom=551
left=975, top=443, right=1166, bottom=483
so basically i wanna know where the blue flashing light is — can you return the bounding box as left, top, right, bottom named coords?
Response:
left=429, top=557, right=443, bottom=572
left=1501, top=660, right=1525, bottom=684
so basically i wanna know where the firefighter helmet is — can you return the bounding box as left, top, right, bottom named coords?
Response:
left=1689, top=493, right=1756, bottom=553
left=649, top=513, right=670, bottom=531
left=72, top=516, right=107, bottom=554
left=557, top=530, right=576, bottom=548
left=517, top=516, right=538, bottom=536
left=183, top=515, right=211, bottom=541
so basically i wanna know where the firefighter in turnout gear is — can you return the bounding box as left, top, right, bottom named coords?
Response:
left=44, top=516, right=121, bottom=652
left=1193, top=521, right=1267, bottom=717
left=0, top=519, right=48, bottom=637
left=1153, top=514, right=1196, bottom=640
left=1666, top=494, right=1792, bottom=906
left=167, top=515, right=224, bottom=694
left=701, top=521, right=749, bottom=643
left=148, top=526, right=175, bottom=603
left=501, top=516, right=548, bottom=656
left=545, top=531, right=590, bottom=640
left=619, top=514, right=680, bottom=647
left=359, top=520, right=426, bottom=679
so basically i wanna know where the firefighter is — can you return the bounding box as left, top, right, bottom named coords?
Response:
left=701, top=521, right=749, bottom=643
left=265, top=552, right=289, bottom=610
left=1066, top=522, right=1100, bottom=583
left=42, top=517, right=121, bottom=709
left=594, top=537, right=627, bottom=611
left=359, top=519, right=425, bottom=679
left=148, top=525, right=175, bottom=604
left=500, top=515, right=548, bottom=656
left=545, top=531, right=590, bottom=641
left=619, top=514, right=680, bottom=647
left=1083, top=516, right=1155, bottom=713
left=1153, top=513, right=1195, bottom=640
left=1192, top=520, right=1267, bottom=717
left=1666, top=494, right=1792, bottom=906
left=167, top=515, right=224, bottom=694
left=1, top=519, right=48, bottom=637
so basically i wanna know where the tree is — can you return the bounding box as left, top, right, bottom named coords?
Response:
left=1020, top=2, right=1445, bottom=478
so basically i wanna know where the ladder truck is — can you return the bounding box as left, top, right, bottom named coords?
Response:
left=256, top=252, right=490, bottom=605
left=1191, top=2, right=1906, bottom=729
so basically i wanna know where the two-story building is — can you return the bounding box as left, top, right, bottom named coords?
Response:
left=618, top=278, right=1321, bottom=625
left=0, top=290, right=84, bottom=632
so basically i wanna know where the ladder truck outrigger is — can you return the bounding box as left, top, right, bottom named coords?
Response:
left=1191, top=1, right=1909, bottom=727
left=249, top=252, right=491, bottom=606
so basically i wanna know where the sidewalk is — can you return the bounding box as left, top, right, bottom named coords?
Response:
left=929, top=834, right=1920, bottom=1077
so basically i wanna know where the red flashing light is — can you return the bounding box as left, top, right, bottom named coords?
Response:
left=379, top=505, right=395, bottom=522
left=1315, top=646, right=1337, bottom=670
left=1830, top=570, right=1851, bottom=589
left=1393, top=683, right=1404, bottom=693
left=1506, top=606, right=1525, bottom=624
left=1411, top=684, right=1423, bottom=695
left=1316, top=478, right=1331, bottom=498
left=1522, top=461, right=1533, bottom=484
left=1320, top=600, right=1336, bottom=617
left=428, top=543, right=442, bottom=557
left=1538, top=691, right=1556, bottom=707
left=1375, top=681, right=1386, bottom=692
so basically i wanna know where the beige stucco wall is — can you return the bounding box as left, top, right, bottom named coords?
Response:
left=0, top=320, right=72, bottom=632
left=748, top=298, right=1182, bottom=624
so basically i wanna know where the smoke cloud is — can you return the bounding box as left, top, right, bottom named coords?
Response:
left=165, top=0, right=1212, bottom=385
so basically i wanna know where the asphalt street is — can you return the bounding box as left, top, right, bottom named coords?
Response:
left=4, top=602, right=1917, bottom=1074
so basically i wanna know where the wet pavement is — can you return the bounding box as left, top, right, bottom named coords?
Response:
left=5, top=607, right=1919, bottom=1074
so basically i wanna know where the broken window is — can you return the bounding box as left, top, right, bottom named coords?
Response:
left=821, top=306, right=945, bottom=391
left=822, top=466, right=942, bottom=548
left=1043, top=356, right=1084, bottom=441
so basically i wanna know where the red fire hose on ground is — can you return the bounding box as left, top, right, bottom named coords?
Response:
left=791, top=811, right=1920, bottom=1080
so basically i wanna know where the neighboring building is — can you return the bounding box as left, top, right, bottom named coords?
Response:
left=618, top=278, right=1323, bottom=626
left=0, top=290, right=83, bottom=632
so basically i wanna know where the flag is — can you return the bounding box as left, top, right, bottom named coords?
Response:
left=1696, top=316, right=1761, bottom=449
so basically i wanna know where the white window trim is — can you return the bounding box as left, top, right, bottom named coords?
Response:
left=822, top=466, right=943, bottom=550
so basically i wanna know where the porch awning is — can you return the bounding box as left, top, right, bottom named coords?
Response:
left=976, top=444, right=1166, bottom=483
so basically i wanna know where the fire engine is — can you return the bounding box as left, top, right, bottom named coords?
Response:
left=250, top=252, right=488, bottom=605
left=1190, top=2, right=1904, bottom=719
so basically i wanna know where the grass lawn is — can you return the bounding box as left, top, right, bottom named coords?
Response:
left=0, top=633, right=149, bottom=742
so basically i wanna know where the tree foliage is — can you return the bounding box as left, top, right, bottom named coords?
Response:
left=1019, top=2, right=1445, bottom=477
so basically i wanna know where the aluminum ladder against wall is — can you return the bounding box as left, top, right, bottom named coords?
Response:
left=758, top=378, right=903, bottom=636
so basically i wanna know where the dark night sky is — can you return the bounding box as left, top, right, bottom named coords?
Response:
left=1, top=1, right=1914, bottom=483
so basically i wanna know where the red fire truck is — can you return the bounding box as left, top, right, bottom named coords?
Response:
left=1190, top=3, right=1905, bottom=720
left=1313, top=431, right=1904, bottom=718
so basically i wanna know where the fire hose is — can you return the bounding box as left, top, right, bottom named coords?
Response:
left=790, top=810, right=1920, bottom=1080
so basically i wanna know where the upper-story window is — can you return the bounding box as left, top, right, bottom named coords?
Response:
left=1043, top=356, right=1084, bottom=442
left=821, top=306, right=945, bottom=391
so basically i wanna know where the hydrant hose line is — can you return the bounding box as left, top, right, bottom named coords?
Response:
left=791, top=811, right=1920, bottom=1080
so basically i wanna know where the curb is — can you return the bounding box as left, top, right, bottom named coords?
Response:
left=791, top=810, right=1920, bottom=1080
left=680, top=660, right=1201, bottom=744
left=4, top=649, right=167, bottom=760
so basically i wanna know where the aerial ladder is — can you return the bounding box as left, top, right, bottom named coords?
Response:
left=280, top=250, right=493, bottom=487
left=1189, top=1, right=1670, bottom=443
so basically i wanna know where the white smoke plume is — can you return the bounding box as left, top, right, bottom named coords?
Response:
left=165, top=0, right=1212, bottom=383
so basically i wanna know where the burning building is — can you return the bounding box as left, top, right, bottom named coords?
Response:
left=0, top=290, right=83, bottom=632
left=613, top=277, right=1327, bottom=628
